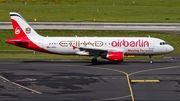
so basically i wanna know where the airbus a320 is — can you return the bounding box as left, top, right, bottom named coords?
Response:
left=6, top=12, right=174, bottom=64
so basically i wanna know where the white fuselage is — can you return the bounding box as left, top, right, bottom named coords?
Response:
left=32, top=36, right=174, bottom=55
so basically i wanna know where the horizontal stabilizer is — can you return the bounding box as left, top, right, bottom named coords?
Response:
left=6, top=38, right=29, bottom=44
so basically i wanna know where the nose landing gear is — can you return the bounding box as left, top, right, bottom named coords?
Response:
left=149, top=55, right=153, bottom=64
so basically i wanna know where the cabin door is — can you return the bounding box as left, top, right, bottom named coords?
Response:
left=149, top=39, right=154, bottom=49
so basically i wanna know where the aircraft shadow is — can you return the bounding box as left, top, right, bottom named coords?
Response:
left=21, top=59, right=177, bottom=65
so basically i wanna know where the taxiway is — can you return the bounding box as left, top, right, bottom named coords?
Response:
left=0, top=59, right=180, bottom=101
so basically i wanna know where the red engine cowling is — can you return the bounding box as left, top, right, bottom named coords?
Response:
left=107, top=52, right=124, bottom=62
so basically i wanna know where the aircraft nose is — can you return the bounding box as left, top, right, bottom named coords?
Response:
left=168, top=45, right=174, bottom=52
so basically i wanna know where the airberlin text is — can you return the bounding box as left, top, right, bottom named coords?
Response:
left=59, top=39, right=150, bottom=48
left=111, top=39, right=149, bottom=47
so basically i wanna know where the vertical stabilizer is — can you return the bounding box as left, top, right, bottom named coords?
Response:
left=6, top=12, right=46, bottom=52
left=10, top=12, right=42, bottom=38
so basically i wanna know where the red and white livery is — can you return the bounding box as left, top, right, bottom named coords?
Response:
left=6, top=12, right=174, bottom=64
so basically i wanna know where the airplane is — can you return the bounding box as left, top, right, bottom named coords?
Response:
left=6, top=12, right=174, bottom=64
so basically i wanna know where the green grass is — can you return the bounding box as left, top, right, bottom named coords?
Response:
left=0, top=53, right=93, bottom=60
left=0, top=0, right=180, bottom=22
left=0, top=29, right=180, bottom=59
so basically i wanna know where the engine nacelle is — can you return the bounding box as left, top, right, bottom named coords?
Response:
left=106, top=52, right=124, bottom=62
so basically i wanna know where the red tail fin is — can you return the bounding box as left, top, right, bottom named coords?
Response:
left=10, top=12, right=42, bottom=38
left=11, top=19, right=27, bottom=38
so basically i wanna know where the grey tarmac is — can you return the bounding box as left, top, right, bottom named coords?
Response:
left=0, top=59, right=180, bottom=101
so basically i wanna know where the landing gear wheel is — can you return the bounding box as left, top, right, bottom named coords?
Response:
left=149, top=55, right=153, bottom=64
left=91, top=58, right=97, bottom=65
left=149, top=60, right=153, bottom=64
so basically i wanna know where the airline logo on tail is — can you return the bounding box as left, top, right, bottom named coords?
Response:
left=11, top=18, right=27, bottom=38
left=15, top=27, right=20, bottom=34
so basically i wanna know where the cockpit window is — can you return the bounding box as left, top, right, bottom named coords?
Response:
left=160, top=42, right=167, bottom=45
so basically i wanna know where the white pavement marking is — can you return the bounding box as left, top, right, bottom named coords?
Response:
left=0, top=75, right=42, bottom=94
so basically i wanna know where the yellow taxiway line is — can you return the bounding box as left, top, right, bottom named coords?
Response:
left=131, top=79, right=160, bottom=83
left=66, top=65, right=134, bottom=101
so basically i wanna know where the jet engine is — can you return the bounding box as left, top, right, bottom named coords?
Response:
left=101, top=52, right=124, bottom=62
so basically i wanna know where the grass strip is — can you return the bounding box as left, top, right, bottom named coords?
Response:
left=0, top=0, right=180, bottom=22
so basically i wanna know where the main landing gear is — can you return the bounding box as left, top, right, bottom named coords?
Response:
left=91, top=58, right=97, bottom=65
left=149, top=55, right=153, bottom=64
left=91, top=55, right=154, bottom=64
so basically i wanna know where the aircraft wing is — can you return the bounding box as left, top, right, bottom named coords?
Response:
left=79, top=47, right=108, bottom=52
left=76, top=46, right=126, bottom=55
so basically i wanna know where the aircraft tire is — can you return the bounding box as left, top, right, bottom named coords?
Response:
left=149, top=60, right=153, bottom=64
left=92, top=58, right=97, bottom=65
